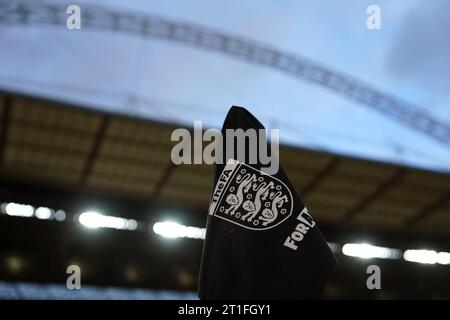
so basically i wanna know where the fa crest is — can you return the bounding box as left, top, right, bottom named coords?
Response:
left=209, top=160, right=293, bottom=230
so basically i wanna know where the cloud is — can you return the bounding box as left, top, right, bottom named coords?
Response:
left=387, top=0, right=450, bottom=97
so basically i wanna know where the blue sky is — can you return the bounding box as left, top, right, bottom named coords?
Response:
left=1, top=0, right=449, bottom=172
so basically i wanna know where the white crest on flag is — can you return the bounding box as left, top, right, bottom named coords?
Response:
left=209, top=159, right=293, bottom=230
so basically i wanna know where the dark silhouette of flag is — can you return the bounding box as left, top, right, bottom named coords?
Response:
left=198, top=106, right=337, bottom=299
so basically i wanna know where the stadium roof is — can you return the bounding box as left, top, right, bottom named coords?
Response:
left=2, top=0, right=450, bottom=173
left=1, top=90, right=449, bottom=238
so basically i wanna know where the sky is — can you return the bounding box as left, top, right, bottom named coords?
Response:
left=1, top=0, right=449, bottom=172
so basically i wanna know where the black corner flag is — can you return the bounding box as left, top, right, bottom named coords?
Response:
left=198, top=106, right=337, bottom=299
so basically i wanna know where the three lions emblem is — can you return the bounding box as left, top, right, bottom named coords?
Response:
left=209, top=159, right=293, bottom=230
